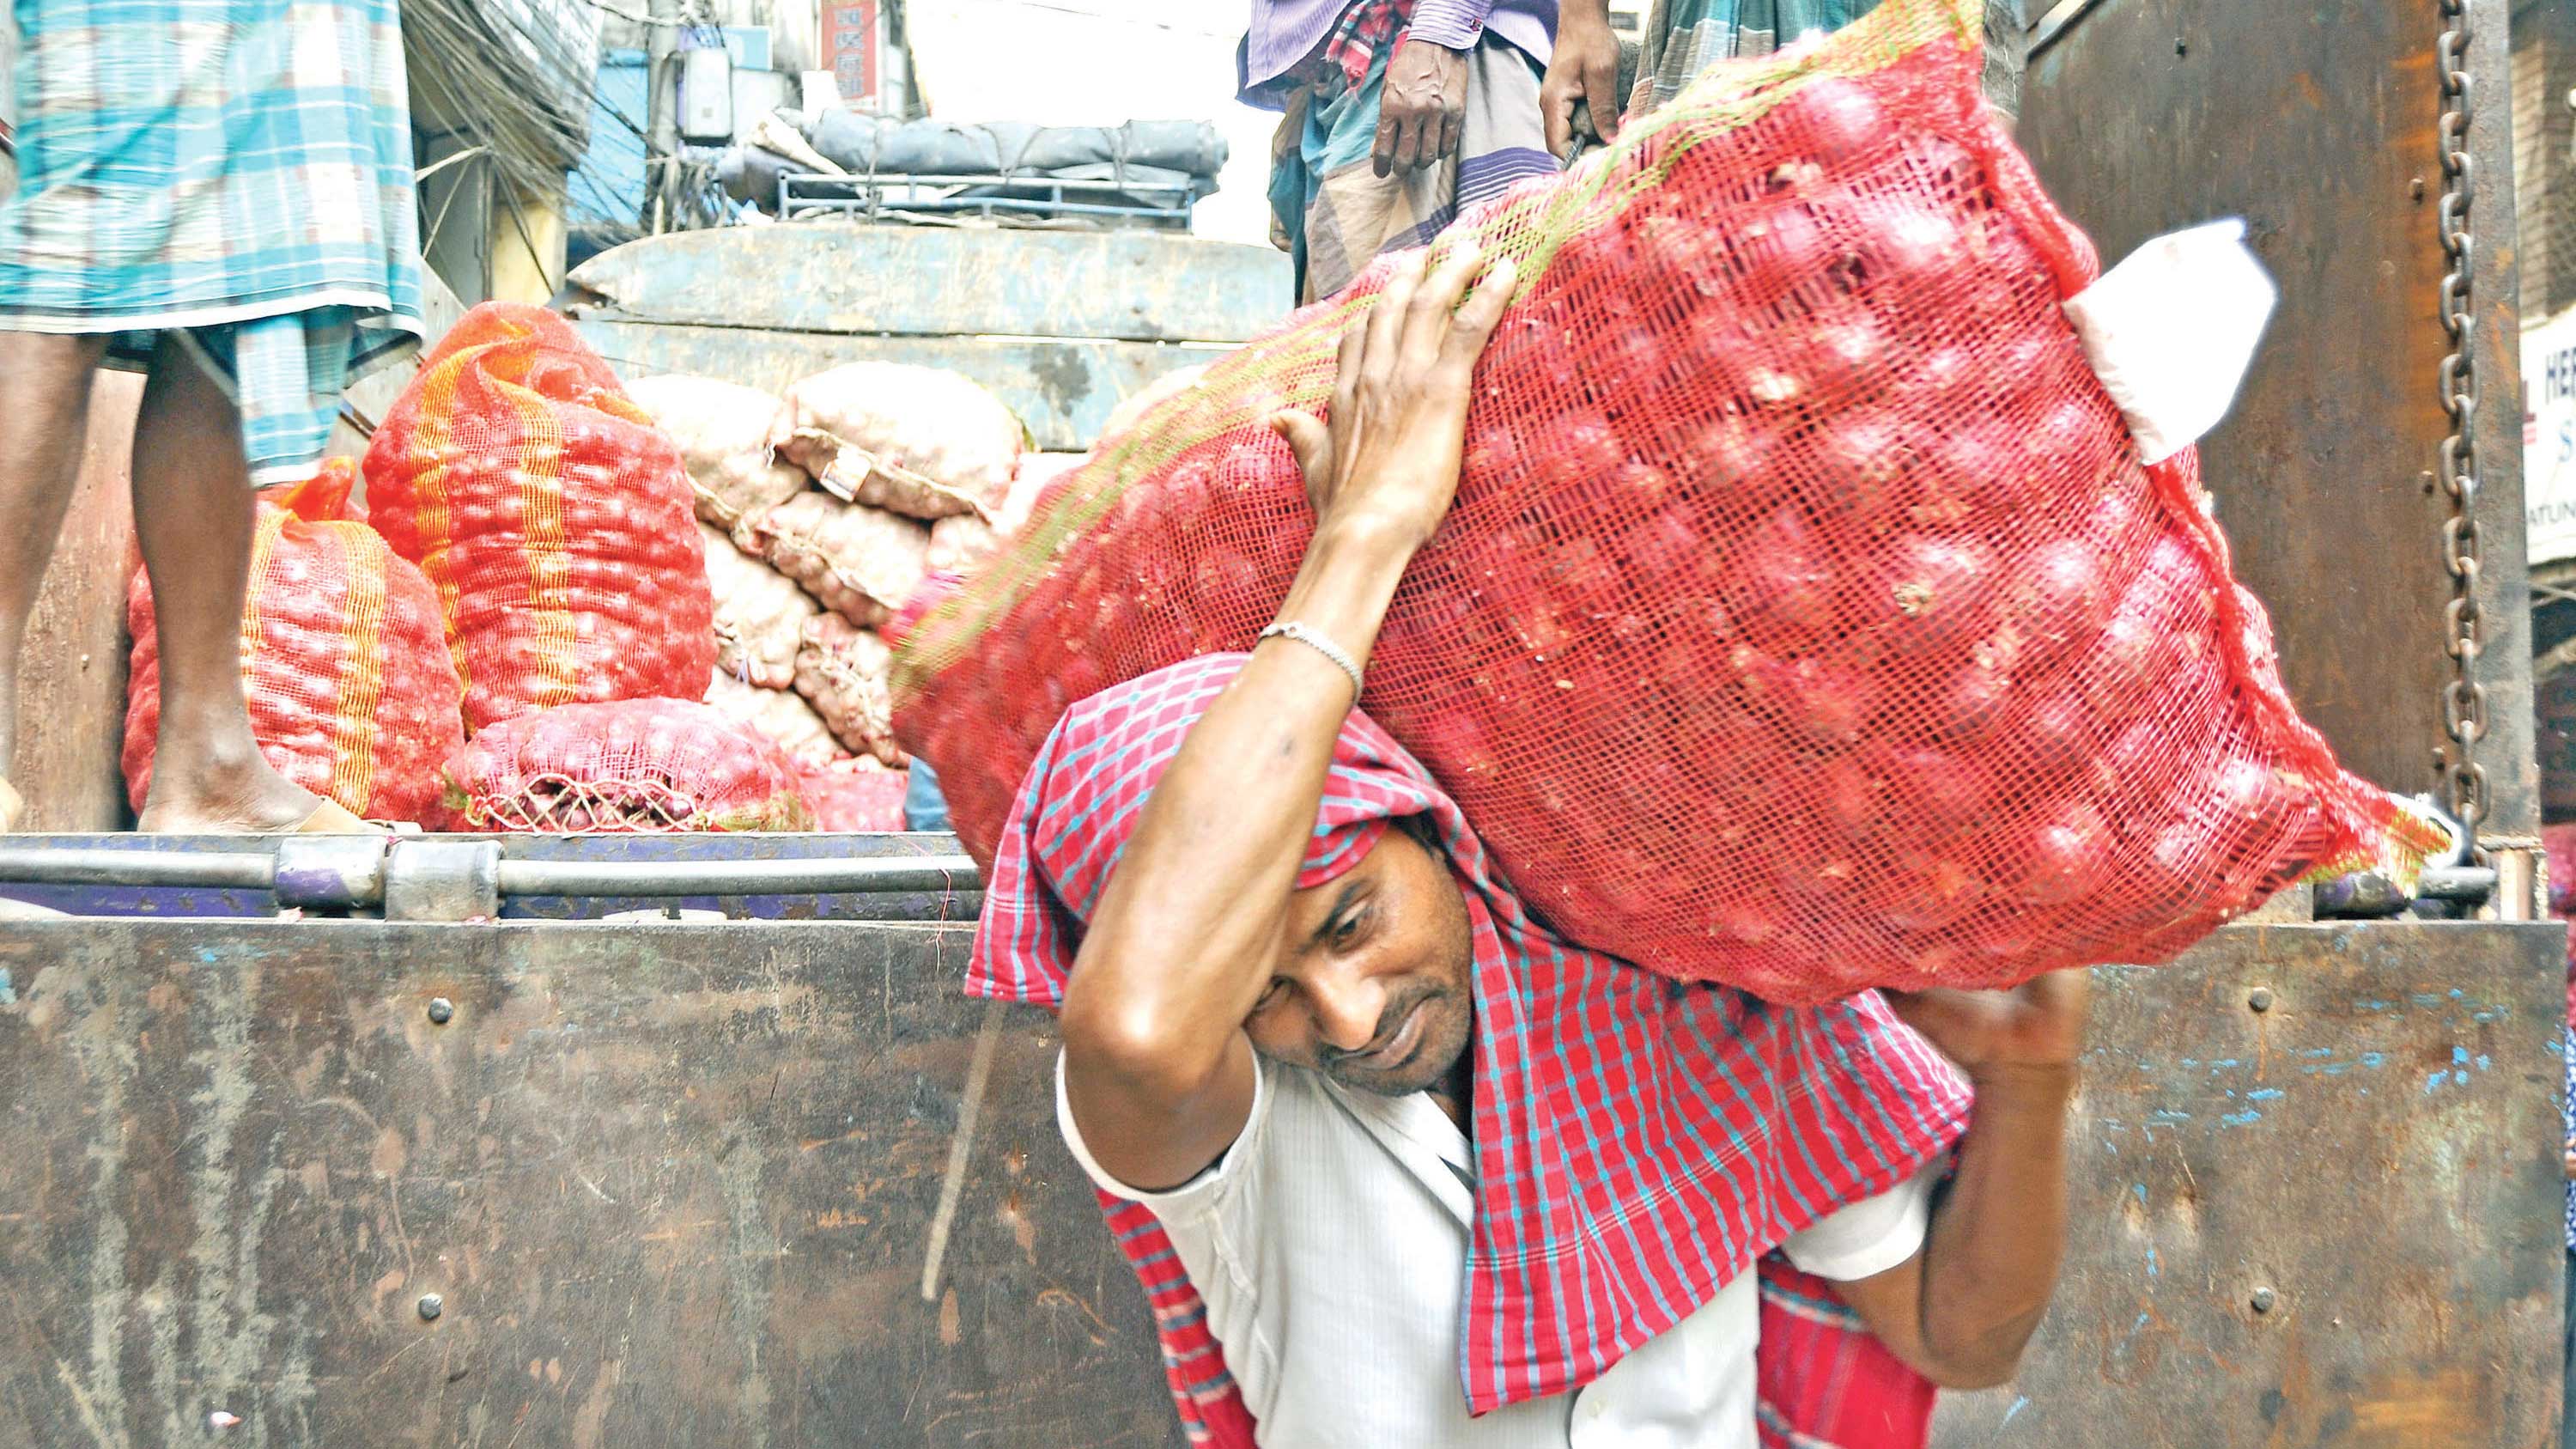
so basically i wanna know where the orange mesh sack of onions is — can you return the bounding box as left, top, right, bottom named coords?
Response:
left=890, top=0, right=2439, bottom=1002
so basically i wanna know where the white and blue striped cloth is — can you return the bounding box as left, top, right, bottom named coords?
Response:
left=0, top=0, right=423, bottom=483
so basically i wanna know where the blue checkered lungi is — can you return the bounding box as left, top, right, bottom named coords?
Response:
left=0, top=0, right=424, bottom=484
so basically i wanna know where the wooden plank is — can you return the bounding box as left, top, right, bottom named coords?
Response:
left=574, top=317, right=1231, bottom=453
left=9, top=372, right=140, bottom=833
left=2018, top=0, right=2538, bottom=831
left=1935, top=919, right=2565, bottom=1446
left=565, top=226, right=1293, bottom=344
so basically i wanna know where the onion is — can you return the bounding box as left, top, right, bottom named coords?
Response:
left=1880, top=855, right=1980, bottom=934
left=1906, top=135, right=1983, bottom=197
left=1802, top=411, right=1923, bottom=536
left=1787, top=76, right=1887, bottom=165
left=1462, top=422, right=1530, bottom=490
left=1630, top=210, right=1720, bottom=296
left=1685, top=413, right=1778, bottom=494
left=1967, top=903, right=2061, bottom=966
left=2093, top=716, right=2174, bottom=797
left=1654, top=594, right=1738, bottom=684
left=2012, top=691, right=2093, bottom=782
left=1819, top=754, right=1886, bottom=839
left=1592, top=324, right=1673, bottom=405
left=2081, top=477, right=2150, bottom=552
left=1219, top=435, right=1291, bottom=490
left=1615, top=460, right=1679, bottom=511
left=1479, top=311, right=1583, bottom=401
left=1535, top=409, right=1625, bottom=490
left=1741, top=653, right=1879, bottom=750
left=2019, top=799, right=2115, bottom=906
left=1674, top=309, right=1747, bottom=377
left=2077, top=609, right=2171, bottom=713
left=1419, top=709, right=1501, bottom=784
left=1056, top=653, right=1107, bottom=706
left=1733, top=202, right=1840, bottom=303
left=1624, top=504, right=1718, bottom=586
left=1856, top=533, right=1993, bottom=653
left=2113, top=815, right=2227, bottom=933
left=1551, top=222, right=1638, bottom=291
left=2004, top=539, right=2112, bottom=658
left=1729, top=508, right=1838, bottom=650
left=1190, top=546, right=1261, bottom=610
left=1885, top=745, right=1991, bottom=836
left=1929, top=655, right=2014, bottom=740
left=1861, top=204, right=1966, bottom=289
left=1543, top=533, right=1618, bottom=602
left=2024, top=399, right=2104, bottom=479
left=1913, top=344, right=1980, bottom=409
left=1795, top=315, right=1889, bottom=402
left=1707, top=890, right=1786, bottom=947
left=2206, top=757, right=2298, bottom=856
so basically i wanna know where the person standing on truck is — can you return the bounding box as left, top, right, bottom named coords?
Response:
left=0, top=0, right=422, bottom=834
left=1249, top=0, right=1560, bottom=301
left=970, top=244, right=2085, bottom=1444
left=1539, top=0, right=2026, bottom=160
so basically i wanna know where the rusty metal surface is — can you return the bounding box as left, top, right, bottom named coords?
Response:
left=573, top=319, right=1232, bottom=454
left=2018, top=0, right=2539, bottom=834
left=0, top=830, right=982, bottom=922
left=9, top=371, right=139, bottom=833
left=1935, top=918, right=2565, bottom=1447
left=0, top=918, right=1177, bottom=1448
left=0, top=912, right=2552, bottom=1445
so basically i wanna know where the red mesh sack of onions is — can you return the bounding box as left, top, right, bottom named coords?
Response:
left=889, top=0, right=2437, bottom=1002
left=126, top=460, right=465, bottom=825
left=440, top=698, right=815, bottom=833
left=364, top=303, right=717, bottom=734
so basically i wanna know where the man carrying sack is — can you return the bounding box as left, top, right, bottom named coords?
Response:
left=970, top=244, right=2087, bottom=1445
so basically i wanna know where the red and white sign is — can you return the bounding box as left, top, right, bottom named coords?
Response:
left=826, top=0, right=882, bottom=111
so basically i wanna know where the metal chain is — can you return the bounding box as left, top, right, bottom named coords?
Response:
left=2434, top=0, right=2490, bottom=849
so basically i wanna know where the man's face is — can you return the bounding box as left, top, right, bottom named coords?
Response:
left=1243, top=823, right=1475, bottom=1098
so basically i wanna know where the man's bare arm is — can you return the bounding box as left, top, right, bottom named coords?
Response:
left=1060, top=244, right=1516, bottom=1192
left=1834, top=971, right=2087, bottom=1389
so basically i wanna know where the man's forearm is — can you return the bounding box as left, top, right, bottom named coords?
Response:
left=1914, top=1065, right=2075, bottom=1387
left=1064, top=518, right=1421, bottom=1093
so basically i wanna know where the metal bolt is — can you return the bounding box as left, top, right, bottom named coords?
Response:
left=416, top=1293, right=444, bottom=1322
left=2250, top=1287, right=2276, bottom=1314
left=427, top=997, right=454, bottom=1025
left=2412, top=176, right=2428, bottom=201
left=2247, top=987, right=2274, bottom=1013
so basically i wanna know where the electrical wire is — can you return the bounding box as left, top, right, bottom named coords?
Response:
left=404, top=0, right=602, bottom=201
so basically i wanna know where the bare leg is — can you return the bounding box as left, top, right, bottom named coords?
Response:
left=0, top=330, right=111, bottom=776
left=130, top=333, right=323, bottom=832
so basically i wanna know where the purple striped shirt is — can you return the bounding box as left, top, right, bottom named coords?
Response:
left=1239, top=0, right=1558, bottom=107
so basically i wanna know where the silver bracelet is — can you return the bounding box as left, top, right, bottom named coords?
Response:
left=1258, top=620, right=1364, bottom=701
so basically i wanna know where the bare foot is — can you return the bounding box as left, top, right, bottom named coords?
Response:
left=136, top=742, right=325, bottom=833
